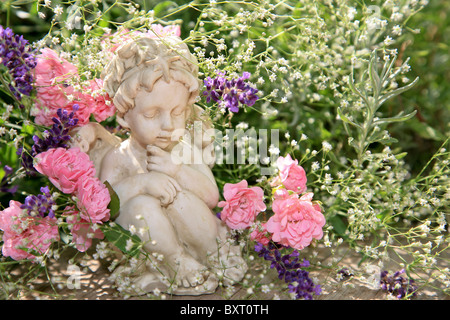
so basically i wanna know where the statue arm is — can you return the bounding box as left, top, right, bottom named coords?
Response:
left=99, top=154, right=147, bottom=205
left=100, top=150, right=181, bottom=206
left=174, top=164, right=219, bottom=210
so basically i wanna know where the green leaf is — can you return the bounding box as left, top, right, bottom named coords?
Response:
left=373, top=110, right=417, bottom=126
left=104, top=180, right=120, bottom=220
left=101, top=222, right=142, bottom=257
left=395, top=152, right=408, bottom=160
left=369, top=51, right=381, bottom=96
left=337, top=107, right=362, bottom=129
left=348, top=66, right=368, bottom=103
left=0, top=142, right=18, bottom=165
left=378, top=77, right=419, bottom=106
left=329, top=215, right=347, bottom=236
left=59, top=229, right=71, bottom=244
left=153, top=1, right=178, bottom=17
left=21, top=122, right=35, bottom=136
left=409, top=119, right=446, bottom=141
left=11, top=0, right=35, bottom=5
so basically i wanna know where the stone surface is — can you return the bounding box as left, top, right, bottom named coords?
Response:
left=10, top=241, right=449, bottom=301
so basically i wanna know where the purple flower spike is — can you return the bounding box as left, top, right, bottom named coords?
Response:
left=380, top=269, right=418, bottom=299
left=254, top=242, right=321, bottom=300
left=17, top=105, right=79, bottom=176
left=31, top=105, right=79, bottom=157
left=0, top=163, right=19, bottom=194
left=0, top=25, right=37, bottom=102
left=21, top=186, right=57, bottom=218
left=203, top=71, right=259, bottom=113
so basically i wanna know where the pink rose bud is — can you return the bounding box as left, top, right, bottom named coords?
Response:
left=271, top=154, right=307, bottom=194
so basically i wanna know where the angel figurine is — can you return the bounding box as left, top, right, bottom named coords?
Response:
left=70, top=34, right=247, bottom=295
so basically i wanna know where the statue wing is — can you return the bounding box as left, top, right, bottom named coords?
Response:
left=70, top=122, right=122, bottom=178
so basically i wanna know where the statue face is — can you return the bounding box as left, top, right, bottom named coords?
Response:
left=123, top=79, right=190, bottom=150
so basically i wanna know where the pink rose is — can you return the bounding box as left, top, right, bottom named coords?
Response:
left=85, top=79, right=116, bottom=122
left=218, top=180, right=266, bottom=230
left=0, top=200, right=59, bottom=261
left=250, top=222, right=271, bottom=246
left=0, top=200, right=23, bottom=235
left=33, top=87, right=94, bottom=126
left=105, top=24, right=181, bottom=53
left=266, top=192, right=325, bottom=250
left=64, top=207, right=104, bottom=252
left=75, top=176, right=110, bottom=224
left=32, top=85, right=71, bottom=126
left=270, top=189, right=303, bottom=228
left=65, top=94, right=94, bottom=126
left=34, top=147, right=96, bottom=194
left=147, top=24, right=181, bottom=38
left=34, top=48, right=78, bottom=87
left=33, top=48, right=79, bottom=126
left=271, top=155, right=307, bottom=194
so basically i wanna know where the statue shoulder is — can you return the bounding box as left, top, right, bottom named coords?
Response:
left=70, top=122, right=122, bottom=178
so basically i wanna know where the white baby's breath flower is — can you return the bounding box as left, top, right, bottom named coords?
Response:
left=384, top=36, right=394, bottom=46
left=392, top=25, right=402, bottom=36
left=269, top=144, right=280, bottom=155
left=311, top=161, right=320, bottom=171
left=53, top=5, right=63, bottom=16
left=128, top=224, right=137, bottom=235
left=322, top=141, right=333, bottom=152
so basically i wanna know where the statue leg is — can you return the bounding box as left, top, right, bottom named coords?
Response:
left=167, top=190, right=247, bottom=285
left=165, top=190, right=220, bottom=263
left=115, top=194, right=218, bottom=295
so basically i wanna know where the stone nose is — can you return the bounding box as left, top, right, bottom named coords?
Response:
left=160, top=112, right=174, bottom=131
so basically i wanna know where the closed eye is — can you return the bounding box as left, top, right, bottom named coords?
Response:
left=144, top=110, right=159, bottom=118
left=172, top=106, right=186, bottom=116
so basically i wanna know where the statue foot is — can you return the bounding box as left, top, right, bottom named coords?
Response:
left=210, top=239, right=248, bottom=286
left=169, top=254, right=219, bottom=295
left=170, top=271, right=218, bottom=295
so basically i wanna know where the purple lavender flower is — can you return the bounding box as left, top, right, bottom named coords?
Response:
left=31, top=105, right=79, bottom=156
left=16, top=146, right=36, bottom=176
left=203, top=71, right=259, bottom=113
left=254, top=242, right=321, bottom=300
left=0, top=25, right=37, bottom=103
left=337, top=267, right=354, bottom=280
left=17, top=105, right=79, bottom=175
left=21, top=186, right=56, bottom=218
left=0, top=163, right=19, bottom=194
left=380, top=269, right=418, bottom=299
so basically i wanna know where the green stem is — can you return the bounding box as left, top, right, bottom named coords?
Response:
left=6, top=0, right=11, bottom=27
left=357, top=100, right=375, bottom=159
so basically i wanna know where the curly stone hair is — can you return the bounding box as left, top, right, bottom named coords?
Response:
left=102, top=35, right=200, bottom=119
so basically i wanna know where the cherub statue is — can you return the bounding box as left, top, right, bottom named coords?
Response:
left=70, top=34, right=247, bottom=295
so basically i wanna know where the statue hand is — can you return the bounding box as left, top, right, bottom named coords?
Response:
left=147, top=145, right=181, bottom=178
left=145, top=171, right=181, bottom=206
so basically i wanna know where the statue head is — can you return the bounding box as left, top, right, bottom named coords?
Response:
left=102, top=35, right=200, bottom=120
left=102, top=35, right=200, bottom=150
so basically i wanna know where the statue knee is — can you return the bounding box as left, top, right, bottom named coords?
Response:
left=126, top=194, right=160, bottom=210
left=117, top=195, right=161, bottom=225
